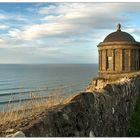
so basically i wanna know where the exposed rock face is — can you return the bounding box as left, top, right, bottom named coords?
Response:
left=1, top=74, right=140, bottom=137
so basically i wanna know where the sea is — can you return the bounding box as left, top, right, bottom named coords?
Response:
left=0, top=64, right=98, bottom=111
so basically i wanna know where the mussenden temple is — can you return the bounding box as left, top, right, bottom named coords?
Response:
left=97, top=24, right=140, bottom=77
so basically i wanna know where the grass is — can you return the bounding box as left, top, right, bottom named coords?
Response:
left=0, top=85, right=80, bottom=125
left=127, top=93, right=140, bottom=137
left=91, top=75, right=123, bottom=84
left=92, top=77, right=108, bottom=81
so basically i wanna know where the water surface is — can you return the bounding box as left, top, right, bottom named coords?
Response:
left=0, top=64, right=98, bottom=111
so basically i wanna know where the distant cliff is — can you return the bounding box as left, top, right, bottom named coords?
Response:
left=1, top=73, right=140, bottom=137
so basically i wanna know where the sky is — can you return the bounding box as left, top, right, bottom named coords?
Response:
left=0, top=3, right=139, bottom=63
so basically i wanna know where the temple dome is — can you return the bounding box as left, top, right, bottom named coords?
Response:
left=103, top=24, right=136, bottom=42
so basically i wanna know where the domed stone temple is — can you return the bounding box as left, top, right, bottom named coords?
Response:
left=97, top=24, right=140, bottom=77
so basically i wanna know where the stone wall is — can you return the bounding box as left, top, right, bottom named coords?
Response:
left=1, top=74, right=140, bottom=137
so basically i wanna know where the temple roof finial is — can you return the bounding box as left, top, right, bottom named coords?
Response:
left=117, top=23, right=121, bottom=31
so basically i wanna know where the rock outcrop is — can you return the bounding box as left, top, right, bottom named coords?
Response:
left=1, top=74, right=140, bottom=137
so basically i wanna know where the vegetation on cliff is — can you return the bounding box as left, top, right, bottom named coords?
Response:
left=0, top=92, right=77, bottom=125
left=127, top=93, right=140, bottom=137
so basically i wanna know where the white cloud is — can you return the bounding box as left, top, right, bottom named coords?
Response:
left=4, top=3, right=140, bottom=56
left=0, top=13, right=7, bottom=19
left=14, top=3, right=140, bottom=40
left=0, top=24, right=9, bottom=29
left=0, top=3, right=139, bottom=63
left=38, top=4, right=57, bottom=14
left=15, top=15, right=28, bottom=22
left=41, top=15, right=63, bottom=22
left=0, top=38, right=5, bottom=44
left=0, top=12, right=28, bottom=23
left=8, top=28, right=21, bottom=38
left=8, top=22, right=77, bottom=40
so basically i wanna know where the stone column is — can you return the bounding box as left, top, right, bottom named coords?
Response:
left=105, top=49, right=107, bottom=71
left=98, top=50, right=100, bottom=71
left=129, top=49, right=131, bottom=71
left=100, top=50, right=102, bottom=71
left=101, top=49, right=106, bottom=71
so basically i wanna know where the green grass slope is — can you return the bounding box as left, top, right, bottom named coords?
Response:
left=127, top=93, right=140, bottom=137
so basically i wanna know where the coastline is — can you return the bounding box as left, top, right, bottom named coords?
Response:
left=0, top=72, right=139, bottom=137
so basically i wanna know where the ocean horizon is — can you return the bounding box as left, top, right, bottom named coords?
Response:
left=0, top=63, right=98, bottom=111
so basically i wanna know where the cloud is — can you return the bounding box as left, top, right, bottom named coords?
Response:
left=1, top=3, right=140, bottom=63
left=8, top=28, right=21, bottom=38
left=0, top=13, right=7, bottom=19
left=0, top=11, right=28, bottom=23
left=0, top=24, right=9, bottom=29
left=0, top=38, right=5, bottom=44
left=5, top=3, right=140, bottom=44
left=14, top=15, right=28, bottom=22
left=8, top=22, right=77, bottom=40
left=38, top=3, right=140, bottom=28
left=12, top=3, right=139, bottom=41
left=38, top=4, right=57, bottom=14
